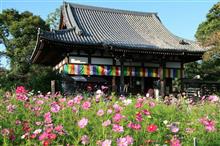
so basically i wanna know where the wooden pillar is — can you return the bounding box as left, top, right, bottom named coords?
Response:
left=141, top=63, right=145, bottom=94
left=51, top=80, right=56, bottom=94
left=112, top=76, right=116, bottom=92
left=160, top=62, right=166, bottom=97
left=120, top=58, right=125, bottom=95
left=180, top=61, right=184, bottom=91
left=141, top=77, right=145, bottom=94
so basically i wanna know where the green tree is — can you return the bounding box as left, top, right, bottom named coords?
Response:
left=46, top=7, right=61, bottom=30
left=185, top=2, right=220, bottom=80
left=0, top=9, right=58, bottom=92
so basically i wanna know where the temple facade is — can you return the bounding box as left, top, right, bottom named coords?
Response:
left=31, top=2, right=205, bottom=95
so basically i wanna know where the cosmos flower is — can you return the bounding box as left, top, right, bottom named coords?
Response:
left=147, top=124, right=157, bottom=133
left=78, top=118, right=88, bottom=128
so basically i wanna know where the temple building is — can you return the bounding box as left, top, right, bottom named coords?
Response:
left=31, top=2, right=205, bottom=95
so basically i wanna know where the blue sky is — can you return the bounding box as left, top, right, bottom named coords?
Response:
left=0, top=0, right=219, bottom=68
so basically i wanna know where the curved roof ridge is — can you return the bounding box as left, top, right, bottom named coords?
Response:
left=65, top=2, right=157, bottom=16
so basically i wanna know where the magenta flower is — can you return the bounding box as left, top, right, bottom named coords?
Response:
left=170, top=123, right=179, bottom=133
left=205, top=120, right=216, bottom=132
left=199, top=117, right=216, bottom=132
left=102, top=120, right=111, bottom=127
left=78, top=118, right=88, bottom=128
left=36, top=100, right=44, bottom=105
left=97, top=109, right=105, bottom=116
left=112, top=124, right=124, bottom=133
left=149, top=101, right=156, bottom=107
left=72, top=106, right=78, bottom=113
left=130, top=122, right=141, bottom=131
left=82, top=101, right=91, bottom=110
left=58, top=98, right=66, bottom=103
left=125, top=135, right=133, bottom=145
left=113, top=113, right=124, bottom=123
left=51, top=103, right=61, bottom=113
left=73, top=95, right=83, bottom=104
left=117, top=137, right=128, bottom=146
left=16, top=86, right=27, bottom=94
left=113, top=104, right=122, bottom=113
left=135, top=112, right=143, bottom=122
left=142, top=109, right=151, bottom=116
left=107, top=109, right=113, bottom=114
left=7, top=104, right=16, bottom=113
left=81, top=135, right=90, bottom=145
left=208, top=95, right=219, bottom=102
left=102, top=139, right=112, bottom=146
left=135, top=102, right=142, bottom=108
left=16, top=86, right=28, bottom=101
left=54, top=125, right=64, bottom=135
left=1, top=128, right=10, bottom=136
left=39, top=132, right=48, bottom=141
left=44, top=112, right=52, bottom=124
left=67, top=99, right=74, bottom=107
left=170, top=136, right=181, bottom=146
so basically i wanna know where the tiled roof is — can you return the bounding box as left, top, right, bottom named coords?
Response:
left=39, top=2, right=205, bottom=53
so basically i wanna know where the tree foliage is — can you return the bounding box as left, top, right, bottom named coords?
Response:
left=0, top=9, right=58, bottom=92
left=46, top=7, right=61, bottom=30
left=185, top=2, right=220, bottom=80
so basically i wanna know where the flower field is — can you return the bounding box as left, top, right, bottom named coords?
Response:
left=1, top=87, right=220, bottom=146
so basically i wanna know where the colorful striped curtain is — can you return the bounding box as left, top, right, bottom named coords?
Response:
left=63, top=64, right=180, bottom=78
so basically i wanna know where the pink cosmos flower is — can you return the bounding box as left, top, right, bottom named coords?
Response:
left=142, top=109, right=151, bottom=116
left=73, top=95, right=83, bottom=104
left=135, top=112, right=143, bottom=122
left=199, top=117, right=216, bottom=132
left=170, top=136, right=181, bottom=146
left=81, top=135, right=90, bottom=145
left=97, top=109, right=105, bottom=116
left=82, top=101, right=91, bottom=110
left=51, top=102, right=61, bottom=113
left=16, top=86, right=27, bottom=94
left=15, top=120, right=21, bottom=125
left=102, top=139, right=112, bottom=146
left=16, top=86, right=28, bottom=101
left=117, top=137, right=128, bottom=146
left=7, top=104, right=16, bottom=113
left=113, top=104, right=122, bottom=113
left=125, top=135, right=133, bottom=145
left=208, top=95, right=219, bottom=102
left=39, top=132, right=48, bottom=141
left=137, top=98, right=144, bottom=103
left=72, top=106, right=78, bottom=113
left=44, top=112, right=52, bottom=124
left=78, top=118, right=88, bottom=128
left=58, top=98, right=66, bottom=103
left=113, top=113, right=124, bottom=123
left=205, top=120, right=215, bottom=132
left=102, top=120, right=111, bottom=127
left=112, top=124, right=124, bottom=133
left=135, top=102, right=142, bottom=108
left=1, top=128, right=10, bottom=136
left=107, top=109, right=113, bottom=114
left=54, top=125, right=63, bottom=132
left=54, top=125, right=64, bottom=135
left=147, top=124, right=157, bottom=133
left=149, top=101, right=156, bottom=107
left=36, top=100, right=44, bottom=105
left=128, top=122, right=141, bottom=131
left=170, top=123, right=179, bottom=133
left=67, top=100, right=74, bottom=107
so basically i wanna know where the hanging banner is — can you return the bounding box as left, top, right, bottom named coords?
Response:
left=63, top=64, right=180, bottom=78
